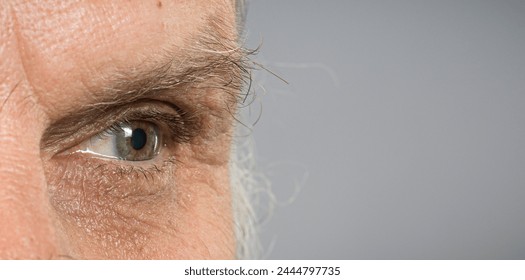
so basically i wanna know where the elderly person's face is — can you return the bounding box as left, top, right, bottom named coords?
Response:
left=0, top=0, right=245, bottom=259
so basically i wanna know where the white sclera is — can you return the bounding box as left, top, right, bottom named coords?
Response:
left=72, top=122, right=161, bottom=161
left=75, top=126, right=133, bottom=160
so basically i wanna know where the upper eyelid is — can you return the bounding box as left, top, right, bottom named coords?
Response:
left=41, top=99, right=199, bottom=155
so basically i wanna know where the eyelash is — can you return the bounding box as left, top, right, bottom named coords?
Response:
left=99, top=104, right=196, bottom=144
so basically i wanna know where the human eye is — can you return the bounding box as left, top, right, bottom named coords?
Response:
left=73, top=120, right=161, bottom=161
left=47, top=99, right=197, bottom=166
left=40, top=98, right=201, bottom=213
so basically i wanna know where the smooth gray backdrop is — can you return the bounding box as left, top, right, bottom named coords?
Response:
left=244, top=0, right=525, bottom=259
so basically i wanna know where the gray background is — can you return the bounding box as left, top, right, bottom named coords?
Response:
left=244, top=0, right=525, bottom=259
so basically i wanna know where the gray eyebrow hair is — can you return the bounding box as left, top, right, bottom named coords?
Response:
left=42, top=16, right=253, bottom=151
left=86, top=26, right=250, bottom=112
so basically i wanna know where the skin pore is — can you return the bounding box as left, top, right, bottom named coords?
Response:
left=0, top=0, right=247, bottom=259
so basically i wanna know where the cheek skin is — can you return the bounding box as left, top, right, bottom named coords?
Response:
left=167, top=165, right=235, bottom=259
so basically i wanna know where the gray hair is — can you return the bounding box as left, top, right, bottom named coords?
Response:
left=231, top=0, right=268, bottom=259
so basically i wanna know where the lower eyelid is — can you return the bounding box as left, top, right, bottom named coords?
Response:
left=48, top=154, right=177, bottom=198
left=44, top=157, right=179, bottom=244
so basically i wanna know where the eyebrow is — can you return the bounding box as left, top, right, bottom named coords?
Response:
left=86, top=29, right=250, bottom=112
left=41, top=19, right=251, bottom=152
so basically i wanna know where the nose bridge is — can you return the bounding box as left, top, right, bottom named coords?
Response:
left=0, top=83, right=59, bottom=259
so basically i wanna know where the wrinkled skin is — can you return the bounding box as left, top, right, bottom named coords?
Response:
left=0, top=0, right=240, bottom=259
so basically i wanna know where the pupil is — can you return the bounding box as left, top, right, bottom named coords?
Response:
left=131, top=128, right=147, bottom=150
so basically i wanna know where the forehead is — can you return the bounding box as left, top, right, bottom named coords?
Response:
left=12, top=1, right=234, bottom=55
left=7, top=0, right=236, bottom=116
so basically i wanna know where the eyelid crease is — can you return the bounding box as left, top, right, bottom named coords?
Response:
left=41, top=99, right=200, bottom=156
